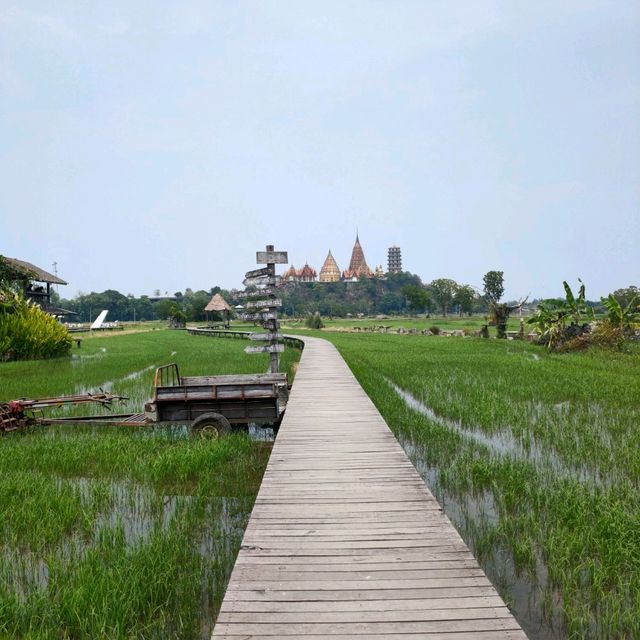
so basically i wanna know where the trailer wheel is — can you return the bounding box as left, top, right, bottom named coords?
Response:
left=191, top=413, right=231, bottom=439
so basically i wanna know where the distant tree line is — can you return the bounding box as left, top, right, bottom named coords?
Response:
left=55, top=287, right=233, bottom=323
left=52, top=275, right=638, bottom=323
left=273, top=273, right=483, bottom=317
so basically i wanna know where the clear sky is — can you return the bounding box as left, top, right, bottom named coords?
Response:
left=1, top=1, right=638, bottom=300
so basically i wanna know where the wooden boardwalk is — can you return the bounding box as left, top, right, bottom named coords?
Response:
left=212, top=336, right=526, bottom=639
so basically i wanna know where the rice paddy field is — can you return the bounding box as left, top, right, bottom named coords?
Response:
left=0, top=330, right=300, bottom=639
left=281, top=315, right=524, bottom=333
left=293, top=330, right=639, bottom=640
left=2, top=325, right=638, bottom=639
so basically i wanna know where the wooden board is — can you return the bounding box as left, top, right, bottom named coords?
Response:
left=211, top=336, right=526, bottom=639
left=244, top=266, right=272, bottom=279
left=239, top=312, right=277, bottom=321
left=256, top=250, right=288, bottom=264
left=245, top=344, right=285, bottom=354
left=249, top=332, right=283, bottom=341
left=242, top=275, right=281, bottom=287
left=235, top=287, right=279, bottom=298
left=245, top=298, right=282, bottom=309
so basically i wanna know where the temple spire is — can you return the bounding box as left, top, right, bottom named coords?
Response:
left=343, top=233, right=371, bottom=280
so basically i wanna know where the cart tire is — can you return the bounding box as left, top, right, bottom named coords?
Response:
left=191, top=413, right=231, bottom=440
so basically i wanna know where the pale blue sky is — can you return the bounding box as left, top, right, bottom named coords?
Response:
left=1, top=1, right=638, bottom=299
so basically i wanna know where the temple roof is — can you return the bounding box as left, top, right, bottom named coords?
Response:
left=298, top=263, right=317, bottom=278
left=344, top=234, right=372, bottom=279
left=319, top=250, right=340, bottom=277
left=283, top=265, right=298, bottom=279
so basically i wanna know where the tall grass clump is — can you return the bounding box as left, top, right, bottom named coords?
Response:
left=305, top=311, right=325, bottom=329
left=0, top=291, right=71, bottom=361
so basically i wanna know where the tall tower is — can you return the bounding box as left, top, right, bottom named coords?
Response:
left=388, top=246, right=402, bottom=274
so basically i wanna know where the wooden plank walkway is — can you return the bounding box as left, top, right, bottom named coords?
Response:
left=212, top=336, right=527, bottom=639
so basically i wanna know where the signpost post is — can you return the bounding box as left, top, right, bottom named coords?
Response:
left=242, top=245, right=288, bottom=374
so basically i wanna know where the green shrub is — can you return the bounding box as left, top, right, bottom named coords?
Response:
left=429, top=326, right=440, bottom=335
left=0, top=291, right=71, bottom=361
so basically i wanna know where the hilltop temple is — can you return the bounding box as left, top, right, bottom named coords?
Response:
left=283, top=263, right=317, bottom=283
left=342, top=233, right=372, bottom=281
left=318, top=251, right=341, bottom=282
left=290, top=235, right=384, bottom=284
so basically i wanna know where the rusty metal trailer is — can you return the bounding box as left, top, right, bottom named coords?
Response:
left=7, top=363, right=289, bottom=438
left=145, top=363, right=288, bottom=436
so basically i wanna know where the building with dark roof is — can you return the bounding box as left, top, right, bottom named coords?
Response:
left=1, top=256, right=71, bottom=315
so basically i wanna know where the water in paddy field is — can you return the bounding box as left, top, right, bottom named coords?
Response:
left=0, top=477, right=253, bottom=639
left=387, top=379, right=617, bottom=486
left=392, top=382, right=567, bottom=640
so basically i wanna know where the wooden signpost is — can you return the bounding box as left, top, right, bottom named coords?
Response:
left=242, top=245, right=288, bottom=373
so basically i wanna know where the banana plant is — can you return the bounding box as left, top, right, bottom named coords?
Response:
left=527, top=279, right=594, bottom=349
left=601, top=293, right=639, bottom=330
left=563, top=279, right=595, bottom=323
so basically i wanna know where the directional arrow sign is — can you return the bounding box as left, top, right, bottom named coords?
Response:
left=261, top=319, right=280, bottom=330
left=256, top=250, right=288, bottom=264
left=245, top=344, right=285, bottom=354
left=240, top=312, right=277, bottom=322
left=242, top=275, right=281, bottom=288
left=245, top=267, right=271, bottom=279
left=249, top=332, right=282, bottom=341
left=245, top=298, right=282, bottom=309
left=235, top=287, right=278, bottom=299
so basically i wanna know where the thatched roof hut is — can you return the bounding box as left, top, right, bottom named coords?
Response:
left=204, top=293, right=232, bottom=327
left=205, top=293, right=232, bottom=313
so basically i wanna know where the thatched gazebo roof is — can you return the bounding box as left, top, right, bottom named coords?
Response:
left=204, top=293, right=232, bottom=313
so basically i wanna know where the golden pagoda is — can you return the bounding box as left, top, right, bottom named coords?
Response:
left=342, top=233, right=372, bottom=280
left=319, top=250, right=341, bottom=282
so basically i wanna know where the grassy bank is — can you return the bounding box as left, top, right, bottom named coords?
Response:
left=0, top=329, right=300, bottom=639
left=295, top=330, right=639, bottom=640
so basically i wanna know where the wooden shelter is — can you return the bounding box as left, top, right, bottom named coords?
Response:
left=2, top=256, right=72, bottom=316
left=204, top=293, right=232, bottom=328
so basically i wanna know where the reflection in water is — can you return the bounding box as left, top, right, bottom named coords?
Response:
left=389, top=382, right=566, bottom=640
left=387, top=378, right=604, bottom=486
left=0, top=476, right=252, bottom=639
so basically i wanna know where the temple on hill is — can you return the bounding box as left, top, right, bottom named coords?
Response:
left=318, top=251, right=341, bottom=282
left=342, top=233, right=372, bottom=280
left=283, top=263, right=317, bottom=283
left=287, top=235, right=381, bottom=284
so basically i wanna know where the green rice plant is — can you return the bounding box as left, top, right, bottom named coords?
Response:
left=0, top=329, right=299, bottom=402
left=0, top=329, right=295, bottom=638
left=299, top=331, right=640, bottom=639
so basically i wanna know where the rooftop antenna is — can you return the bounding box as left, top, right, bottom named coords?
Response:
left=52, top=261, right=58, bottom=292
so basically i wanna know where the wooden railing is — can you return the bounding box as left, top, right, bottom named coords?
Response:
left=187, top=327, right=304, bottom=350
